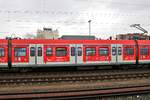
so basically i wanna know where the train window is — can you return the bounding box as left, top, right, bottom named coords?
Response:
left=140, top=48, right=149, bottom=55
left=86, top=47, right=96, bottom=56
left=99, top=48, right=109, bottom=56
left=125, top=48, right=134, bottom=55
left=15, top=48, right=26, bottom=57
left=118, top=47, right=122, bottom=55
left=112, top=47, right=116, bottom=56
left=71, top=47, right=75, bottom=56
left=38, top=47, right=42, bottom=56
left=0, top=48, right=4, bottom=57
left=46, top=48, right=53, bottom=56
left=56, top=47, right=67, bottom=57
left=78, top=47, right=82, bottom=56
left=30, top=47, right=35, bottom=57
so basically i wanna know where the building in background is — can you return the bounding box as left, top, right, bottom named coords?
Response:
left=24, top=33, right=36, bottom=39
left=116, top=33, right=150, bottom=40
left=36, top=28, right=59, bottom=39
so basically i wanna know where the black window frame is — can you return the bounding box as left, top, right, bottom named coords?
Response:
left=99, top=47, right=109, bottom=56
left=0, top=48, right=5, bottom=57
left=125, top=47, right=134, bottom=55
left=30, top=47, right=35, bottom=57
left=71, top=47, right=76, bottom=56
left=112, top=47, right=116, bottom=56
left=78, top=47, right=82, bottom=56
left=14, top=47, right=26, bottom=57
left=46, top=47, right=53, bottom=56
left=118, top=47, right=122, bottom=55
left=38, top=47, right=42, bottom=56
left=86, top=47, right=96, bottom=56
left=56, top=47, right=67, bottom=57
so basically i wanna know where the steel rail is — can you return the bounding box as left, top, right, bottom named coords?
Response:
left=0, top=70, right=149, bottom=85
left=0, top=85, right=150, bottom=100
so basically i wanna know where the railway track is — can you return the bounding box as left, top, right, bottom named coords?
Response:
left=0, top=85, right=150, bottom=100
left=0, top=69, right=150, bottom=85
left=0, top=69, right=150, bottom=99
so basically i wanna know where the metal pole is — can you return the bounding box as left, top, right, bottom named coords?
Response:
left=88, top=20, right=91, bottom=36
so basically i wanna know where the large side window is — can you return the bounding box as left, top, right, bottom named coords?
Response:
left=38, top=47, right=42, bottom=56
left=30, top=47, right=35, bottom=57
left=56, top=47, right=67, bottom=57
left=140, top=48, right=149, bottom=55
left=15, top=48, right=26, bottom=57
left=46, top=48, right=53, bottom=56
left=99, top=48, right=109, bottom=56
left=125, top=47, right=134, bottom=55
left=0, top=48, right=4, bottom=57
left=86, top=47, right=96, bottom=56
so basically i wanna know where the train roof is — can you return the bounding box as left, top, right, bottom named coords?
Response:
left=137, top=40, right=150, bottom=45
left=10, top=39, right=136, bottom=45
left=0, top=39, right=8, bottom=42
left=2, top=39, right=150, bottom=45
left=0, top=39, right=8, bottom=44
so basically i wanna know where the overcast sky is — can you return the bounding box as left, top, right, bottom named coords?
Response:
left=0, top=0, right=150, bottom=38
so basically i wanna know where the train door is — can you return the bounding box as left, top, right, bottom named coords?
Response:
left=116, top=44, right=123, bottom=63
left=36, top=44, right=44, bottom=64
left=29, top=44, right=44, bottom=65
left=70, top=44, right=83, bottom=64
left=111, top=44, right=123, bottom=64
left=76, top=44, right=83, bottom=64
left=111, top=44, right=117, bottom=63
left=29, top=44, right=36, bottom=65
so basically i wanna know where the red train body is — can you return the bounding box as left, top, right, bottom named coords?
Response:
left=0, top=39, right=150, bottom=68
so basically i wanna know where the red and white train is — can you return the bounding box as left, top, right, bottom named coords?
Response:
left=0, top=39, right=150, bottom=69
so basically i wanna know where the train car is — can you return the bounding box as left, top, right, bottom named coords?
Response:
left=137, top=40, right=150, bottom=64
left=10, top=39, right=138, bottom=68
left=83, top=40, right=136, bottom=65
left=1, top=38, right=150, bottom=70
left=0, top=39, right=8, bottom=68
left=11, top=39, right=72, bottom=68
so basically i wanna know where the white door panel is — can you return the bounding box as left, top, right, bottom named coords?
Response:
left=29, top=44, right=36, bottom=65
left=36, top=44, right=44, bottom=64
left=111, top=44, right=123, bottom=64
left=111, top=44, right=117, bottom=63
left=29, top=44, right=44, bottom=65
left=76, top=44, right=83, bottom=64
left=117, top=44, right=123, bottom=63
left=70, top=44, right=76, bottom=64
left=70, top=44, right=83, bottom=64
